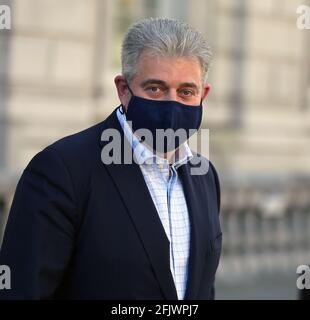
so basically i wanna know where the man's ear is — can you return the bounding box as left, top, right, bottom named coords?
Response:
left=114, top=75, right=127, bottom=97
left=202, top=84, right=211, bottom=101
left=114, top=75, right=131, bottom=110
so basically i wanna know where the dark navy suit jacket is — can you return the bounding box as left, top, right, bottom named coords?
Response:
left=0, top=108, right=222, bottom=300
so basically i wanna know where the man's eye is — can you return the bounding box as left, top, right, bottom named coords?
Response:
left=147, top=86, right=160, bottom=93
left=181, top=89, right=194, bottom=96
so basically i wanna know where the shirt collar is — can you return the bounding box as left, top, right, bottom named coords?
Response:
left=116, top=106, right=193, bottom=168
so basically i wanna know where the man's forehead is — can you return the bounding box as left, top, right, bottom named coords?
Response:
left=137, top=48, right=200, bottom=67
left=135, top=49, right=203, bottom=85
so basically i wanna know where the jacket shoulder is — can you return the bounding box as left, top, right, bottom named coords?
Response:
left=49, top=120, right=104, bottom=157
left=22, top=119, right=110, bottom=212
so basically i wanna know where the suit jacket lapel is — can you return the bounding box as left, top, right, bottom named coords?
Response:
left=178, top=162, right=212, bottom=300
left=98, top=109, right=178, bottom=300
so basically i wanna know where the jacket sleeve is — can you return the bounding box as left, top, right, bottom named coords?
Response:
left=0, top=147, right=78, bottom=299
left=210, top=284, right=215, bottom=300
left=209, top=161, right=221, bottom=215
left=209, top=161, right=221, bottom=300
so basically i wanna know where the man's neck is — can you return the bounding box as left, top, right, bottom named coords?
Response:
left=156, top=147, right=180, bottom=164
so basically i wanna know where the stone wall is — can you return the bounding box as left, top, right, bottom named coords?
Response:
left=0, top=0, right=309, bottom=179
left=200, top=0, right=310, bottom=179
left=0, top=0, right=115, bottom=172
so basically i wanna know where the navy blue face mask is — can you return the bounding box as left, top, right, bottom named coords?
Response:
left=122, top=85, right=203, bottom=153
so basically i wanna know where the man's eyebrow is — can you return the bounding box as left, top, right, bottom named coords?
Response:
left=140, top=79, right=199, bottom=90
left=179, top=82, right=199, bottom=90
left=140, top=79, right=167, bottom=87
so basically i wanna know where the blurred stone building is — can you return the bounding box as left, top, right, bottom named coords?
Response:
left=0, top=0, right=309, bottom=179
left=0, top=0, right=309, bottom=299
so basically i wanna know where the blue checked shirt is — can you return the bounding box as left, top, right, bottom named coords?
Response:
left=117, top=106, right=193, bottom=300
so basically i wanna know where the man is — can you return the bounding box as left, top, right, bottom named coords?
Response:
left=0, top=18, right=221, bottom=300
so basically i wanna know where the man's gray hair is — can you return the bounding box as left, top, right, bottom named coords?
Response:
left=121, top=18, right=212, bottom=84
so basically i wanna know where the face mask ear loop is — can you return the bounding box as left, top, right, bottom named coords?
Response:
left=125, top=81, right=134, bottom=96
left=119, top=80, right=134, bottom=115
